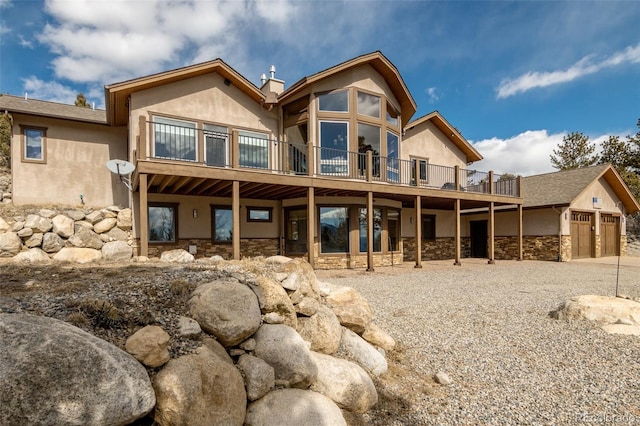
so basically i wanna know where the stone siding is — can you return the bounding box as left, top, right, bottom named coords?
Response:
left=402, top=237, right=471, bottom=261
left=145, top=238, right=280, bottom=259
left=314, top=253, right=404, bottom=270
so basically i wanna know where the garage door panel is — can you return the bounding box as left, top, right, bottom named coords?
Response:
left=571, top=212, right=592, bottom=259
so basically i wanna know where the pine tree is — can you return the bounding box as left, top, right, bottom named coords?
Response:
left=75, top=93, right=91, bottom=108
left=549, top=131, right=598, bottom=170
left=0, top=110, right=12, bottom=168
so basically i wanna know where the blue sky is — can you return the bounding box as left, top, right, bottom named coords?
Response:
left=1, top=0, right=639, bottom=176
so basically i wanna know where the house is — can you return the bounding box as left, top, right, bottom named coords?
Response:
left=1, top=51, right=524, bottom=269
left=463, top=164, right=640, bottom=261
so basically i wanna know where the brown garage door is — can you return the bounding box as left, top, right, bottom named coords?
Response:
left=600, top=215, right=619, bottom=257
left=571, top=212, right=592, bottom=259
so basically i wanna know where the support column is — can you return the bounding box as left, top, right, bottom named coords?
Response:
left=367, top=191, right=374, bottom=272
left=232, top=180, right=240, bottom=260
left=454, top=199, right=462, bottom=266
left=139, top=174, right=148, bottom=257
left=414, top=195, right=422, bottom=268
left=518, top=203, right=524, bottom=261
left=488, top=201, right=495, bottom=264
left=307, top=187, right=315, bottom=268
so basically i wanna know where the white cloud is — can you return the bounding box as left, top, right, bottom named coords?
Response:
left=0, top=0, right=11, bottom=8
left=18, top=35, right=33, bottom=48
left=497, top=43, right=640, bottom=99
left=21, top=77, right=79, bottom=105
left=426, top=87, right=439, bottom=103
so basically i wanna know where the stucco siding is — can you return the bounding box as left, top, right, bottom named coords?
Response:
left=402, top=121, right=467, bottom=167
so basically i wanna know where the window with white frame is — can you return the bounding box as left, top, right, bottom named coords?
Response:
left=153, top=116, right=196, bottom=161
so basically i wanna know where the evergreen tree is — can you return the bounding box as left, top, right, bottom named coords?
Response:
left=599, top=135, right=631, bottom=169
left=550, top=131, right=598, bottom=170
left=75, top=93, right=90, bottom=108
left=0, top=109, right=12, bottom=169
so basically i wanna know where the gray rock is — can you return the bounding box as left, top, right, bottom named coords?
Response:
left=64, top=209, right=86, bottom=221
left=281, top=271, right=301, bottom=291
left=310, top=351, right=378, bottom=413
left=41, top=232, right=64, bottom=253
left=106, top=226, right=128, bottom=241
left=85, top=210, right=104, bottom=224
left=296, top=297, right=321, bottom=316
left=153, top=339, right=246, bottom=426
left=245, top=389, right=346, bottom=426
left=297, top=305, right=342, bottom=355
left=435, top=371, right=453, bottom=385
left=237, top=354, right=275, bottom=401
left=339, top=327, right=387, bottom=376
left=177, top=316, right=202, bottom=337
left=117, top=208, right=132, bottom=230
left=263, top=312, right=285, bottom=324
left=93, top=217, right=117, bottom=234
left=189, top=281, right=261, bottom=347
left=239, top=338, right=256, bottom=351
left=248, top=275, right=297, bottom=328
left=264, top=255, right=293, bottom=264
left=24, top=232, right=43, bottom=248
left=125, top=325, right=170, bottom=368
left=68, top=226, right=104, bottom=249
left=0, top=232, right=22, bottom=257
left=52, top=214, right=75, bottom=238
left=53, top=247, right=102, bottom=263
left=253, top=324, right=318, bottom=389
left=102, top=241, right=132, bottom=262
left=0, top=313, right=155, bottom=426
left=11, top=221, right=24, bottom=232
left=17, top=227, right=33, bottom=238
left=325, top=286, right=374, bottom=333
left=24, top=214, right=52, bottom=233
left=362, top=322, right=396, bottom=351
left=0, top=217, right=9, bottom=232
left=38, top=208, right=56, bottom=219
left=13, top=248, right=49, bottom=263
left=160, top=249, right=194, bottom=263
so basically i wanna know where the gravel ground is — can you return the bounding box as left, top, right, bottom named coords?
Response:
left=317, top=258, right=640, bottom=426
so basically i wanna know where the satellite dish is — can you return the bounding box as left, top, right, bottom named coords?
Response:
left=106, top=159, right=135, bottom=191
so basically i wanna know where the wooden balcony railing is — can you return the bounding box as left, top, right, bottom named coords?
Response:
left=138, top=119, right=520, bottom=197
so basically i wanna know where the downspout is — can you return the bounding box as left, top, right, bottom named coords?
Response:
left=552, top=206, right=563, bottom=262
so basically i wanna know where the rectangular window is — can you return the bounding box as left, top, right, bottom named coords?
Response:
left=21, top=126, right=46, bottom=162
left=319, top=121, right=349, bottom=175
left=359, top=208, right=382, bottom=252
left=388, top=209, right=400, bottom=251
left=320, top=207, right=349, bottom=253
left=318, top=90, right=348, bottom=112
left=239, top=130, right=269, bottom=169
left=212, top=206, right=233, bottom=243
left=357, top=123, right=381, bottom=177
left=411, top=158, right=428, bottom=184
left=247, top=207, right=272, bottom=222
left=204, top=124, right=228, bottom=167
left=153, top=116, right=196, bottom=161
left=386, top=132, right=399, bottom=182
left=357, top=92, right=380, bottom=118
left=386, top=103, right=399, bottom=127
left=148, top=203, right=178, bottom=243
left=286, top=208, right=308, bottom=254
left=422, top=214, right=436, bottom=241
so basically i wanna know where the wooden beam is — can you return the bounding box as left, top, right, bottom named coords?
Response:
left=172, top=176, right=191, bottom=192
left=307, top=187, right=315, bottom=267
left=138, top=115, right=147, bottom=160
left=194, top=179, right=221, bottom=195
left=488, top=201, right=495, bottom=264
left=139, top=174, right=148, bottom=257
left=232, top=180, right=240, bottom=260
left=518, top=203, right=523, bottom=261
left=158, top=176, right=177, bottom=193
left=454, top=198, right=461, bottom=266
left=414, top=195, right=422, bottom=268
left=367, top=191, right=374, bottom=272
left=182, top=177, right=206, bottom=194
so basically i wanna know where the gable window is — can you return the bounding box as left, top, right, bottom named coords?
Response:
left=212, top=206, right=232, bottom=243
left=21, top=126, right=46, bottom=162
left=422, top=214, right=436, bottom=241
left=247, top=207, right=272, bottom=222
left=204, top=124, right=228, bottom=167
left=148, top=203, right=178, bottom=243
left=319, top=121, right=349, bottom=175
left=357, top=92, right=380, bottom=118
left=153, top=116, right=196, bottom=161
left=318, top=90, right=348, bottom=112
left=239, top=130, right=269, bottom=169
left=359, top=208, right=382, bottom=252
left=320, top=206, right=349, bottom=253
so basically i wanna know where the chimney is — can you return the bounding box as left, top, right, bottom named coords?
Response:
left=260, top=64, right=284, bottom=96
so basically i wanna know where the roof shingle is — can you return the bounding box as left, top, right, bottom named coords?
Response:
left=0, top=94, right=106, bottom=124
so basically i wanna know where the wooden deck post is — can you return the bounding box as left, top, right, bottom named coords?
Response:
left=367, top=191, right=374, bottom=271
left=454, top=198, right=462, bottom=266
left=139, top=173, right=148, bottom=257
left=366, top=151, right=373, bottom=182
left=518, top=203, right=524, bottom=261
left=307, top=187, right=315, bottom=267
left=454, top=165, right=460, bottom=190
left=232, top=180, right=240, bottom=260
left=488, top=201, right=495, bottom=264
left=307, top=142, right=314, bottom=177
left=232, top=130, right=240, bottom=169
left=414, top=195, right=422, bottom=268
left=138, top=116, right=147, bottom=160
left=488, top=171, right=494, bottom=195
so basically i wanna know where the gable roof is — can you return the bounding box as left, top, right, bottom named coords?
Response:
left=404, top=111, right=483, bottom=163
left=104, top=59, right=266, bottom=126
left=522, top=164, right=640, bottom=213
left=278, top=51, right=417, bottom=126
left=0, top=94, right=107, bottom=124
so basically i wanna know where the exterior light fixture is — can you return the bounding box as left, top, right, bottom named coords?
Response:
left=193, top=209, right=198, bottom=218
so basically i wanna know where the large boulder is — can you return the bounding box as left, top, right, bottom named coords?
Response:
left=125, top=325, right=171, bottom=368
left=24, top=214, right=53, bottom=233
left=153, top=339, right=246, bottom=426
left=0, top=313, right=155, bottom=425
left=0, top=216, right=9, bottom=232
left=296, top=305, right=342, bottom=355
left=253, top=324, right=318, bottom=389
left=105, top=226, right=128, bottom=242
left=0, top=231, right=22, bottom=257
left=310, top=351, right=378, bottom=413
left=325, top=286, right=374, bottom=333
left=117, top=208, right=132, bottom=230
left=24, top=232, right=43, bottom=248
left=339, top=327, right=388, bottom=376
left=52, top=214, right=75, bottom=238
left=53, top=247, right=102, bottom=264
left=102, top=240, right=133, bottom=262
left=93, top=218, right=117, bottom=234
left=13, top=248, right=49, bottom=263
left=68, top=226, right=104, bottom=249
left=245, top=389, right=346, bottom=426
left=362, top=322, right=396, bottom=351
left=248, top=275, right=297, bottom=328
left=85, top=210, right=104, bottom=224
left=160, top=249, right=194, bottom=263
left=189, top=281, right=261, bottom=347
left=274, top=259, right=320, bottom=300
left=551, top=295, right=640, bottom=325
left=237, top=354, right=275, bottom=401
left=42, top=232, right=64, bottom=253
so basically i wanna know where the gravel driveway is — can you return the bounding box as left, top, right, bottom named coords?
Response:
left=317, top=258, right=640, bottom=425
